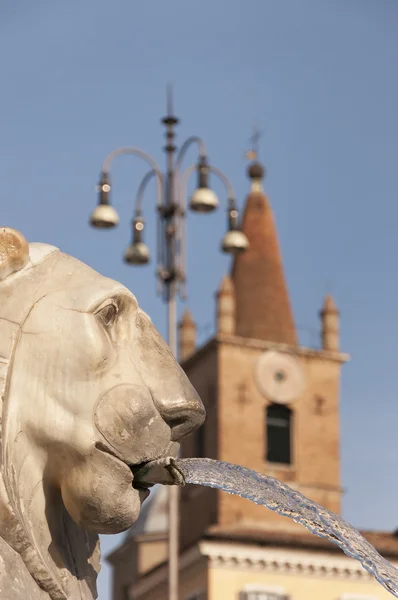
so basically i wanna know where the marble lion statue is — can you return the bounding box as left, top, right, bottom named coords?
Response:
left=0, top=227, right=205, bottom=600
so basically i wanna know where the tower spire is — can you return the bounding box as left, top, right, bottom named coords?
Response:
left=231, top=145, right=297, bottom=345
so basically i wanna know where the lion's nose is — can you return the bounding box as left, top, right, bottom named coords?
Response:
left=137, top=309, right=206, bottom=442
left=154, top=384, right=206, bottom=442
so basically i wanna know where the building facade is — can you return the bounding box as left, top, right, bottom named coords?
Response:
left=108, top=160, right=398, bottom=600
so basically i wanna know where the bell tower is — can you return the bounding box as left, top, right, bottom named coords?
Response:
left=179, top=156, right=349, bottom=551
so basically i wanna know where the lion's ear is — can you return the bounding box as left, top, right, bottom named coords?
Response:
left=0, top=228, right=30, bottom=281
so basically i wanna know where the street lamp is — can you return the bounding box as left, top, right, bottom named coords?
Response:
left=221, top=201, right=249, bottom=254
left=124, top=214, right=151, bottom=265
left=89, top=90, right=248, bottom=600
left=189, top=155, right=219, bottom=213
left=90, top=173, right=119, bottom=228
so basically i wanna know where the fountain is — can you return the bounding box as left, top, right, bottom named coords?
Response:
left=135, top=456, right=398, bottom=599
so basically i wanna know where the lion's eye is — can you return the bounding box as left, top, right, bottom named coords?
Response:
left=96, top=303, right=118, bottom=327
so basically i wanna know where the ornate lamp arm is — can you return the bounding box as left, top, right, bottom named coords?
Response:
left=101, top=147, right=164, bottom=209
left=133, top=169, right=164, bottom=215
left=175, top=136, right=206, bottom=174
left=208, top=165, right=236, bottom=204
left=131, top=169, right=165, bottom=290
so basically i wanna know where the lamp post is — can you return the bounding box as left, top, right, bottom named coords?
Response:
left=89, top=91, right=248, bottom=600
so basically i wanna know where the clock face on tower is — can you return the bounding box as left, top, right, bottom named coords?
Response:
left=255, top=350, right=306, bottom=404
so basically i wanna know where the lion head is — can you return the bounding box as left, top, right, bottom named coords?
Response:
left=0, top=227, right=205, bottom=600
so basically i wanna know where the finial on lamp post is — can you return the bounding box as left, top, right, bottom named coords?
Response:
left=167, top=83, right=175, bottom=117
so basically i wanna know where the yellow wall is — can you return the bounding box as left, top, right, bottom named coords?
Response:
left=132, top=555, right=208, bottom=600
left=138, top=539, right=168, bottom=575
left=209, top=566, right=393, bottom=600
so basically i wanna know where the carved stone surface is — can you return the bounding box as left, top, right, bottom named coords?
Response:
left=0, top=228, right=205, bottom=600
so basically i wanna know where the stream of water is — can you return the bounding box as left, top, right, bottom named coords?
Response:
left=174, top=458, right=398, bottom=598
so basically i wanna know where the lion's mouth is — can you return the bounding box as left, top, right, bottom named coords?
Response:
left=94, top=441, right=154, bottom=492
left=130, top=462, right=155, bottom=492
left=131, top=457, right=185, bottom=487
left=94, top=441, right=184, bottom=491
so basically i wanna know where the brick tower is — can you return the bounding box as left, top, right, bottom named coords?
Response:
left=178, top=159, right=349, bottom=551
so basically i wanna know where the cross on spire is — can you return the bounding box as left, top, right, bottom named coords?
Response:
left=245, top=125, right=262, bottom=161
left=250, top=125, right=262, bottom=157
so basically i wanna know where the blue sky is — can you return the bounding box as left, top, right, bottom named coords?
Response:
left=1, top=1, right=398, bottom=599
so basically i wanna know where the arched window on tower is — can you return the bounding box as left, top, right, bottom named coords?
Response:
left=266, top=404, right=292, bottom=465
